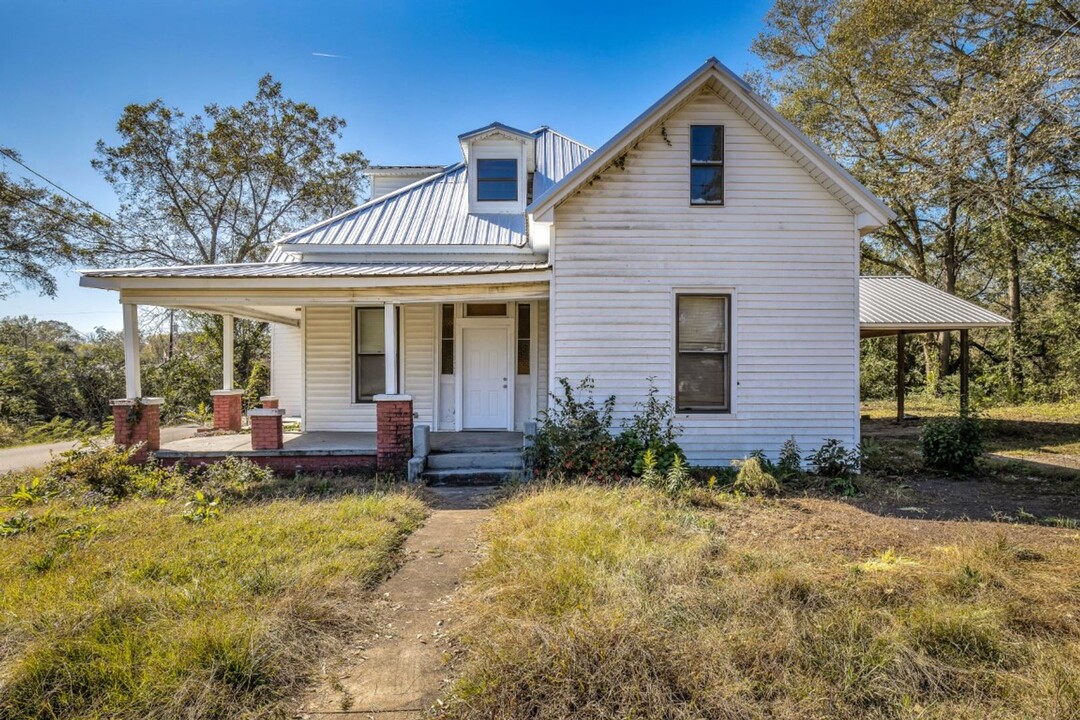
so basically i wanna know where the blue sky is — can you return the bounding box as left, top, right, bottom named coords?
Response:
left=1, top=0, right=772, bottom=332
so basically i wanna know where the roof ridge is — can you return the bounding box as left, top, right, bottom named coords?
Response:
left=532, top=125, right=595, bottom=153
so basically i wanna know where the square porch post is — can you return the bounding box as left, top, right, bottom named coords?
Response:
left=384, top=303, right=398, bottom=395
left=122, top=303, right=141, bottom=398
left=212, top=313, right=243, bottom=431
left=222, top=313, right=235, bottom=390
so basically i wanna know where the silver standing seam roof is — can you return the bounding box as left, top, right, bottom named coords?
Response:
left=860, top=276, right=1010, bottom=336
left=276, top=127, right=593, bottom=249
left=81, top=261, right=550, bottom=279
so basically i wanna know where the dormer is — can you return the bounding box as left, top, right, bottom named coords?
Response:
left=458, top=122, right=535, bottom=214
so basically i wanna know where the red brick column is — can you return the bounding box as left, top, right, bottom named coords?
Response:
left=110, top=397, right=163, bottom=463
left=260, top=396, right=279, bottom=410
left=375, top=394, right=413, bottom=473
left=249, top=408, right=285, bottom=450
left=211, top=389, right=244, bottom=432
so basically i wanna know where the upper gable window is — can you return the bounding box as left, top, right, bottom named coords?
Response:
left=476, top=158, right=518, bottom=201
left=690, top=125, right=724, bottom=205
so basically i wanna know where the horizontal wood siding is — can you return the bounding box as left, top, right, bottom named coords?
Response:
left=551, top=89, right=859, bottom=465
left=269, top=324, right=302, bottom=418
left=537, top=299, right=549, bottom=414
left=403, top=304, right=435, bottom=425
left=304, top=306, right=375, bottom=431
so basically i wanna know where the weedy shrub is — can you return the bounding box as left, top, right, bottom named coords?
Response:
left=182, top=401, right=213, bottom=427
left=808, top=439, right=860, bottom=478
left=0, top=511, right=37, bottom=537
left=733, top=456, right=780, bottom=496
left=530, top=377, right=689, bottom=482
left=921, top=413, right=983, bottom=472
left=45, top=444, right=185, bottom=499
left=182, top=490, right=221, bottom=523
left=640, top=448, right=693, bottom=497
left=619, top=380, right=685, bottom=475
left=199, top=456, right=275, bottom=497
left=777, top=436, right=802, bottom=478
left=528, top=377, right=629, bottom=480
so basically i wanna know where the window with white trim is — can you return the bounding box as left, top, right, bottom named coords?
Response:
left=690, top=125, right=724, bottom=205
left=476, top=158, right=518, bottom=201
left=676, top=294, right=731, bottom=412
left=355, top=307, right=385, bottom=402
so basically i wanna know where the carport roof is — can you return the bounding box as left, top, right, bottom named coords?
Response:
left=860, top=276, right=1011, bottom=337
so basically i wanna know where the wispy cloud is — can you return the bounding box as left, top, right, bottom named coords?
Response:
left=311, top=52, right=346, bottom=59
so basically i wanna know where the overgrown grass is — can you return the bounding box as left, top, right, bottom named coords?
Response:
left=0, top=450, right=427, bottom=718
left=443, top=485, right=1080, bottom=719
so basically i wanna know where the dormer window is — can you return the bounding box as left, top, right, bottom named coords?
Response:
left=476, top=159, right=518, bottom=201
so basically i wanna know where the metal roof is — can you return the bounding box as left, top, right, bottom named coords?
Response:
left=81, top=260, right=550, bottom=279
left=860, top=276, right=1011, bottom=336
left=533, top=127, right=594, bottom=199
left=367, top=165, right=446, bottom=175
left=277, top=127, right=592, bottom=250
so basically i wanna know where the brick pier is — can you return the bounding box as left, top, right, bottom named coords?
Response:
left=375, top=394, right=413, bottom=473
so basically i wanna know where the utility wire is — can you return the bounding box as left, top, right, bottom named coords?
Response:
left=0, top=148, right=155, bottom=245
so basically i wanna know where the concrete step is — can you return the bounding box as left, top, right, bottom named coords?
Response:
left=426, top=451, right=524, bottom=471
left=422, top=468, right=524, bottom=486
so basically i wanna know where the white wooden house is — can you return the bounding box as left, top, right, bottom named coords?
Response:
left=81, top=59, right=1009, bottom=469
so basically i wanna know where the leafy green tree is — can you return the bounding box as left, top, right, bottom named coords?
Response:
left=0, top=317, right=123, bottom=425
left=755, top=0, right=1079, bottom=400
left=0, top=148, right=99, bottom=297
left=91, top=74, right=368, bottom=265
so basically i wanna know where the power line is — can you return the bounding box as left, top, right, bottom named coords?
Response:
left=0, top=147, right=122, bottom=226
left=0, top=148, right=155, bottom=245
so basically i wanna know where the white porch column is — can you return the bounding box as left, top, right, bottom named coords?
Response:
left=384, top=303, right=398, bottom=395
left=222, top=314, right=234, bottom=391
left=122, top=303, right=141, bottom=397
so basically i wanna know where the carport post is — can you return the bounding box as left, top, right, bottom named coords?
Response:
left=960, top=329, right=970, bottom=413
left=896, top=332, right=906, bottom=423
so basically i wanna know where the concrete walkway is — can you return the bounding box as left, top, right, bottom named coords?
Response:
left=298, top=487, right=497, bottom=718
left=0, top=425, right=199, bottom=474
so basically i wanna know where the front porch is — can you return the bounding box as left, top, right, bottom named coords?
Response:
left=153, top=430, right=525, bottom=478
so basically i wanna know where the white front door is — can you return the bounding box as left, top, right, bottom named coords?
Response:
left=462, top=325, right=510, bottom=429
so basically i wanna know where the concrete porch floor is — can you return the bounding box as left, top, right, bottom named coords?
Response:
left=156, top=430, right=523, bottom=458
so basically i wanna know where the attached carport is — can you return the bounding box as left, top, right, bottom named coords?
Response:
left=859, top=276, right=1012, bottom=422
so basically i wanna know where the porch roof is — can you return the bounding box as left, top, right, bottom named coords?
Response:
left=80, top=260, right=549, bottom=280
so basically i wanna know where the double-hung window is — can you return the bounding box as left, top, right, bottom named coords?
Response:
left=476, top=158, right=518, bottom=201
left=355, top=307, right=385, bottom=402
left=676, top=294, right=731, bottom=412
left=690, top=125, right=724, bottom=205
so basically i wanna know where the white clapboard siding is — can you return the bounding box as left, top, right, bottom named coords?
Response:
left=303, top=306, right=375, bottom=431
left=269, top=324, right=303, bottom=418
left=402, top=304, right=435, bottom=426
left=551, top=88, right=859, bottom=466
left=304, top=304, right=438, bottom=431
left=537, top=299, right=549, bottom=414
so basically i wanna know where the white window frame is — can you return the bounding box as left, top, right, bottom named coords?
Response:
left=467, top=140, right=528, bottom=214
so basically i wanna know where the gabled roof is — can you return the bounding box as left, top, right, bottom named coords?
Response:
left=528, top=58, right=896, bottom=234
left=860, top=276, right=1011, bottom=337
left=457, top=121, right=535, bottom=143
left=278, top=127, right=592, bottom=251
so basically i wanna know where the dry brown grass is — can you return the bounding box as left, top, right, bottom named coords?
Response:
left=441, top=485, right=1080, bottom=719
